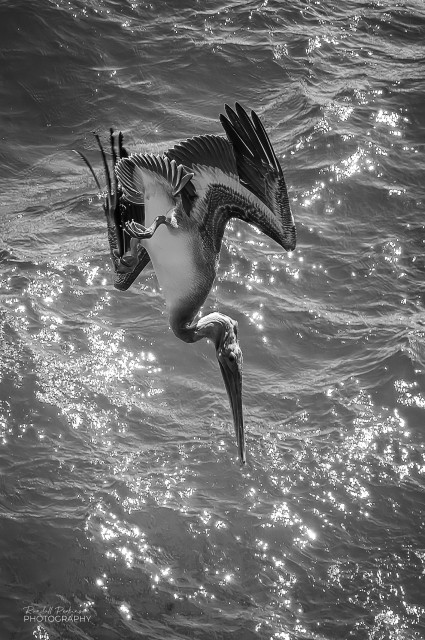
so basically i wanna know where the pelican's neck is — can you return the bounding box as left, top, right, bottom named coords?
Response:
left=192, top=312, right=229, bottom=348
left=170, top=311, right=237, bottom=352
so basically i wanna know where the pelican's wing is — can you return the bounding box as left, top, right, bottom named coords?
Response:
left=112, top=199, right=152, bottom=291
left=165, top=105, right=296, bottom=251
left=75, top=130, right=152, bottom=291
left=219, top=103, right=294, bottom=228
left=188, top=164, right=294, bottom=253
left=116, top=154, right=194, bottom=205
left=166, top=134, right=237, bottom=176
left=186, top=103, right=296, bottom=253
left=165, top=105, right=292, bottom=216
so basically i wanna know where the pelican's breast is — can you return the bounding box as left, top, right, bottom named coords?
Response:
left=142, top=225, right=215, bottom=314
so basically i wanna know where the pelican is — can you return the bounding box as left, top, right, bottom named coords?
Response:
left=77, top=103, right=296, bottom=464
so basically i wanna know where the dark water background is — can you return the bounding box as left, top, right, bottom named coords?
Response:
left=1, top=1, right=425, bottom=638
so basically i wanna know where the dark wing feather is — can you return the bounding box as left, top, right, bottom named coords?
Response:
left=75, top=130, right=151, bottom=289
left=213, top=103, right=296, bottom=251
left=219, top=103, right=287, bottom=213
left=113, top=240, right=151, bottom=291
left=116, top=154, right=194, bottom=203
left=249, top=108, right=282, bottom=176
left=165, top=135, right=238, bottom=207
left=166, top=134, right=237, bottom=177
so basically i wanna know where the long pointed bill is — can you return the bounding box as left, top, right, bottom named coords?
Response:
left=218, top=360, right=246, bottom=464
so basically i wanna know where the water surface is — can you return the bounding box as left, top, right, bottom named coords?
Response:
left=1, top=1, right=425, bottom=638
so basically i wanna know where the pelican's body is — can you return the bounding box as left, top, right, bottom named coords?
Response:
left=77, top=104, right=296, bottom=463
left=145, top=223, right=209, bottom=315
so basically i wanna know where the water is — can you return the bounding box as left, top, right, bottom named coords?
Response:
left=1, top=1, right=425, bottom=638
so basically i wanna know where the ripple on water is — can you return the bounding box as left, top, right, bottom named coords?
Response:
left=1, top=0, right=425, bottom=638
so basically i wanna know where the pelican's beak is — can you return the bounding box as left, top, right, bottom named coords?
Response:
left=217, top=356, right=246, bottom=464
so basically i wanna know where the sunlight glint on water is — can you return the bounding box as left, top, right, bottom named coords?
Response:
left=0, top=0, right=425, bottom=639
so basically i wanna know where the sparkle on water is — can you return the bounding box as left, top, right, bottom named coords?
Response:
left=1, top=0, right=425, bottom=639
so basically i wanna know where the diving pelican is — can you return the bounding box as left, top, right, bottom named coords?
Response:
left=77, top=103, right=296, bottom=463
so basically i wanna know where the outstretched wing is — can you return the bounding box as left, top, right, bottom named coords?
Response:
left=166, top=105, right=296, bottom=253
left=219, top=103, right=295, bottom=250
left=166, top=134, right=237, bottom=176
left=75, top=129, right=152, bottom=291
left=164, top=104, right=296, bottom=253
left=116, top=154, right=194, bottom=204
left=187, top=163, right=294, bottom=254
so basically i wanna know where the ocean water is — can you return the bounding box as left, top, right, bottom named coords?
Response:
left=1, top=0, right=425, bottom=638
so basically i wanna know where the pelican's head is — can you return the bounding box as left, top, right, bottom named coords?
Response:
left=215, top=319, right=245, bottom=464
